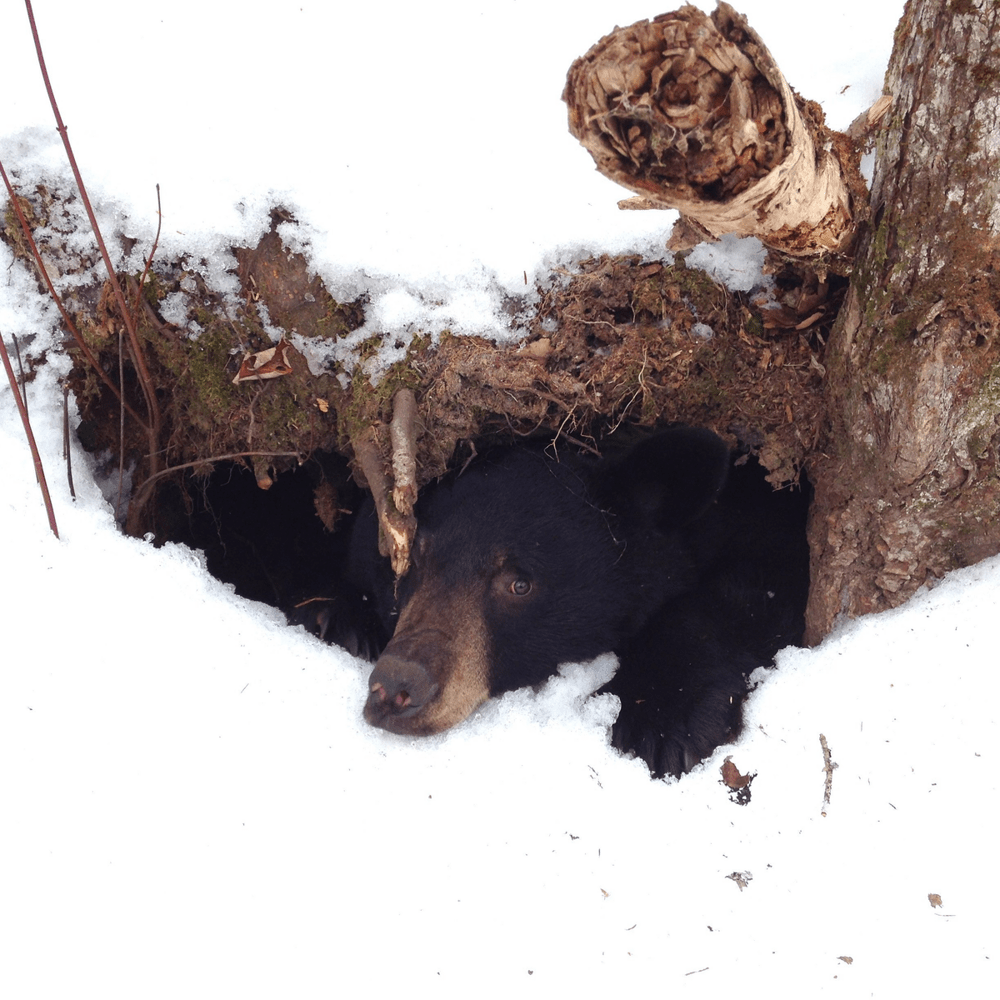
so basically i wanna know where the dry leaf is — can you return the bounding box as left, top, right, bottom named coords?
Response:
left=721, top=756, right=755, bottom=805
left=232, top=338, right=294, bottom=384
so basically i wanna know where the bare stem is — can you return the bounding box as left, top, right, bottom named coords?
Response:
left=0, top=156, right=149, bottom=430
left=24, top=0, right=162, bottom=473
left=1, top=328, right=58, bottom=537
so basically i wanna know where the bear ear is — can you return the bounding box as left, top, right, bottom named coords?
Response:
left=608, top=427, right=731, bottom=527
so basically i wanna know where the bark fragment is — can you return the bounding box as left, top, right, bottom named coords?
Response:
left=563, top=3, right=864, bottom=261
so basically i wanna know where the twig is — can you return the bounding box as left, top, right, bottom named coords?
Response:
left=25, top=0, right=162, bottom=473
left=128, top=451, right=303, bottom=523
left=820, top=733, right=837, bottom=817
left=62, top=382, right=75, bottom=499
left=1, top=328, right=58, bottom=537
left=120, top=184, right=163, bottom=520
left=117, top=325, right=126, bottom=521
left=0, top=157, right=148, bottom=429
left=11, top=334, right=27, bottom=419
left=131, top=184, right=163, bottom=316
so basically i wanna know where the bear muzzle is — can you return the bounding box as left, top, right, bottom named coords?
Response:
left=362, top=593, right=492, bottom=737
left=364, top=652, right=440, bottom=733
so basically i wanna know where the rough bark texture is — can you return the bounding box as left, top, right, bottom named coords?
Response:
left=804, top=0, right=1000, bottom=642
left=563, top=3, right=865, bottom=263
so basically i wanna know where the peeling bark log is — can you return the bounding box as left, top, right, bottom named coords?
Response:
left=563, top=3, right=865, bottom=261
left=804, top=0, right=1000, bottom=642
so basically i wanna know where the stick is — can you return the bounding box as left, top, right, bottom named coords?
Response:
left=820, top=733, right=837, bottom=817
left=1, top=329, right=58, bottom=537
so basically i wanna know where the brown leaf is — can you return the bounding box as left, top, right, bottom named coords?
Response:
left=721, top=756, right=752, bottom=790
left=232, top=338, right=294, bottom=384
left=720, top=755, right=755, bottom=805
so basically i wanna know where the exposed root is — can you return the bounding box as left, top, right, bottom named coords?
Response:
left=352, top=416, right=418, bottom=578
left=390, top=389, right=419, bottom=518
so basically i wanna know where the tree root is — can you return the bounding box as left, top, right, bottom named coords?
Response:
left=351, top=389, right=420, bottom=577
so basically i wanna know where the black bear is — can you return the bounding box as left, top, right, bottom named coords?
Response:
left=301, top=427, right=809, bottom=778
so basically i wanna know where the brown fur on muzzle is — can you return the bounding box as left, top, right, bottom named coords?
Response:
left=363, top=579, right=491, bottom=736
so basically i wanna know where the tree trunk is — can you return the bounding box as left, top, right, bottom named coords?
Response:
left=804, top=0, right=1000, bottom=642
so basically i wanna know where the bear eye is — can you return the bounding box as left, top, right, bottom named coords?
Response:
left=509, top=578, right=532, bottom=597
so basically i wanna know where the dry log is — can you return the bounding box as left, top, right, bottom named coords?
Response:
left=563, top=3, right=865, bottom=261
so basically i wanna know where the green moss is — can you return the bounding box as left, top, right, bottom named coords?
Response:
left=136, top=271, right=164, bottom=308
left=166, top=324, right=239, bottom=433
left=335, top=343, right=427, bottom=449
left=309, top=297, right=368, bottom=341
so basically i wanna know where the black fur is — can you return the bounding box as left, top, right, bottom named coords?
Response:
left=303, top=428, right=809, bottom=777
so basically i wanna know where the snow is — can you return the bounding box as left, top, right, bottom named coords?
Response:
left=2, top=1, right=996, bottom=997
left=687, top=234, right=769, bottom=293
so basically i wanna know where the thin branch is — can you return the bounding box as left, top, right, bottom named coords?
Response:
left=11, top=334, right=28, bottom=419
left=62, top=382, right=75, bottom=499
left=0, top=156, right=148, bottom=430
left=24, top=0, right=162, bottom=472
left=129, top=451, right=303, bottom=522
left=1, top=329, right=58, bottom=537
left=131, top=184, right=162, bottom=317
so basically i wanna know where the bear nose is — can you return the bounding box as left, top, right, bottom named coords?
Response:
left=364, top=654, right=439, bottom=727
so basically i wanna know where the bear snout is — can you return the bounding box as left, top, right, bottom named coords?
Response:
left=364, top=653, right=440, bottom=732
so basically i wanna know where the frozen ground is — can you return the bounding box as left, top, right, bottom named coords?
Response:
left=2, top=1, right=997, bottom=997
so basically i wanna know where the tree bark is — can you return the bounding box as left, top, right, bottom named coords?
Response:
left=804, top=0, right=1000, bottom=642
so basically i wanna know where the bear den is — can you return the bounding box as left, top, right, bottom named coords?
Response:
left=266, top=425, right=809, bottom=779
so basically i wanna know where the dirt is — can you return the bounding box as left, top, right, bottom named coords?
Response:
left=3, top=186, right=837, bottom=539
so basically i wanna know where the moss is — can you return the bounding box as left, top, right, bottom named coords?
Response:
left=165, top=324, right=240, bottom=433
left=1, top=194, right=43, bottom=264
left=309, top=296, right=368, bottom=341
left=744, top=313, right=764, bottom=338
left=335, top=347, right=426, bottom=450
left=137, top=271, right=164, bottom=308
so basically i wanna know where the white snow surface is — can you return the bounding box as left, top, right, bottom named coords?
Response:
left=3, top=1, right=997, bottom=997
